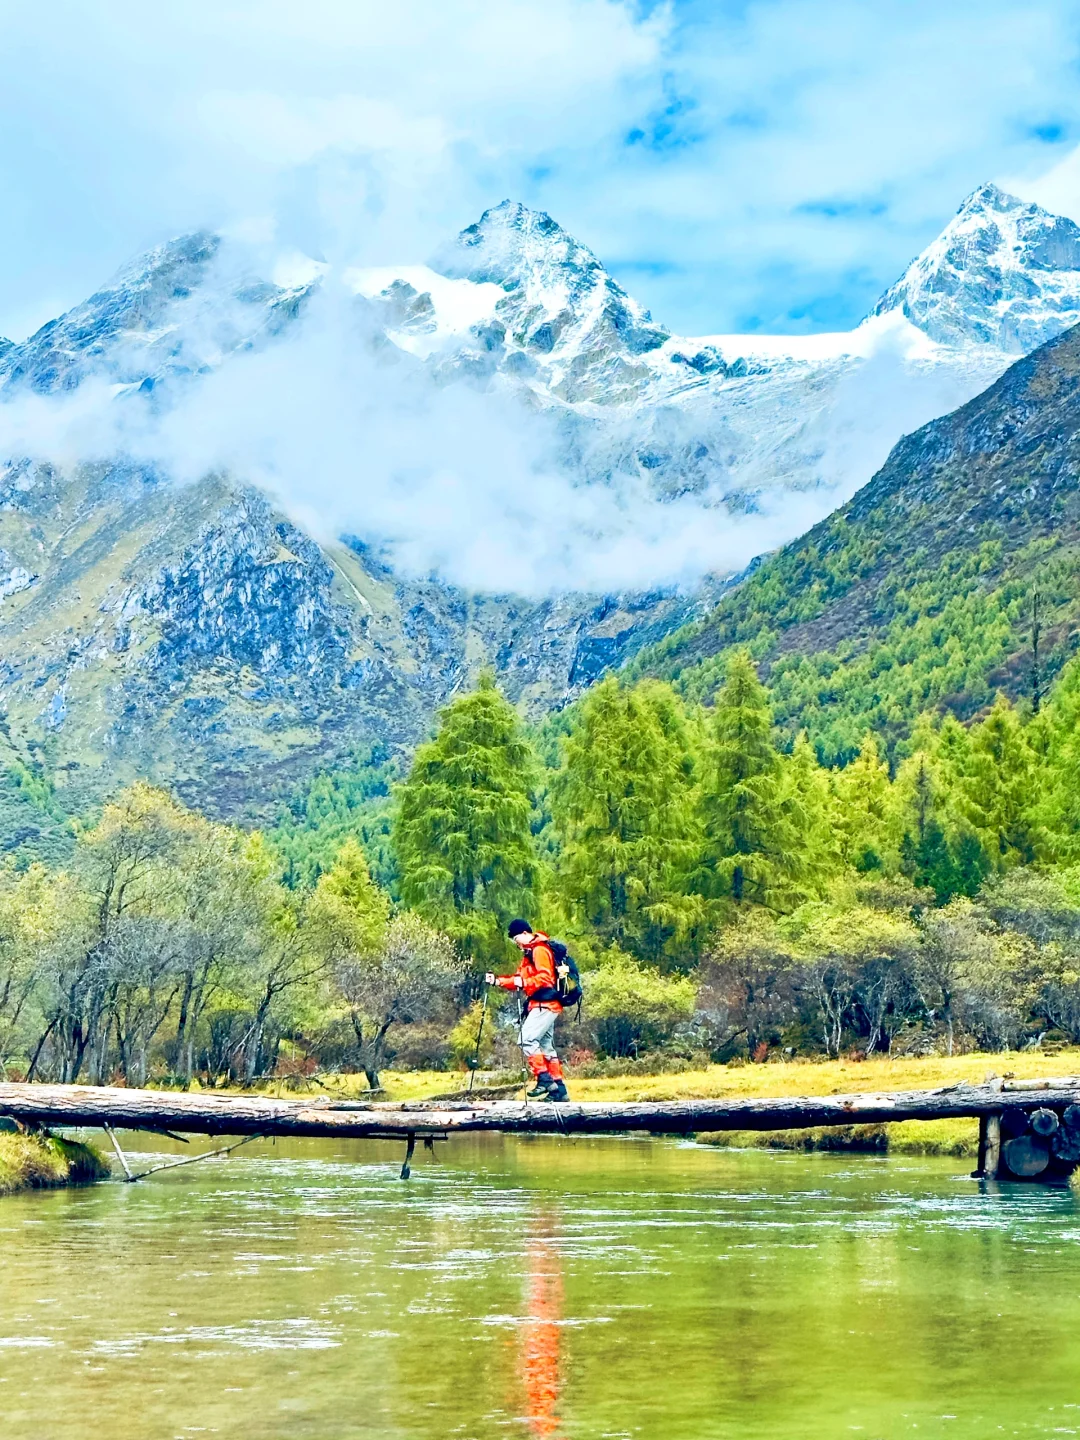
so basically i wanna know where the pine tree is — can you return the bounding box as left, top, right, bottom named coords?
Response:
left=551, top=677, right=701, bottom=964
left=1039, top=654, right=1080, bottom=860
left=699, top=651, right=799, bottom=910
left=832, top=733, right=892, bottom=871
left=785, top=732, right=842, bottom=897
left=307, top=838, right=391, bottom=960
left=393, top=674, right=538, bottom=963
left=958, top=696, right=1039, bottom=868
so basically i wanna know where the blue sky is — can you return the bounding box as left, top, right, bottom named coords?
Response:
left=1, top=0, right=1079, bottom=340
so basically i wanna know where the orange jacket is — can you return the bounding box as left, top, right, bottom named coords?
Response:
left=496, top=933, right=563, bottom=1012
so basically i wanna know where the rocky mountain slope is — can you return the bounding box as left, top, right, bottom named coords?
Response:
left=0, top=182, right=1078, bottom=835
left=634, top=318, right=1080, bottom=762
left=0, top=458, right=715, bottom=829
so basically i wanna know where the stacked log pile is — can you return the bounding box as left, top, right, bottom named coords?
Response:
left=979, top=1101, right=1080, bottom=1183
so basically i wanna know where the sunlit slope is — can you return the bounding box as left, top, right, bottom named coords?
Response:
left=633, top=321, right=1080, bottom=760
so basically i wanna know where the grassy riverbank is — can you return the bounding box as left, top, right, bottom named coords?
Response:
left=246, top=1049, right=1080, bottom=1158
left=0, top=1130, right=108, bottom=1195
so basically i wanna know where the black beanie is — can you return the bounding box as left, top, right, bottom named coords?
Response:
left=507, top=918, right=531, bottom=938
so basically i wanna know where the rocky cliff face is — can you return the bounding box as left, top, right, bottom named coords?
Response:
left=0, top=460, right=719, bottom=823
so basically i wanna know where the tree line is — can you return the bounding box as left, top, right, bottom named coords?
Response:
left=4, top=648, right=1080, bottom=1085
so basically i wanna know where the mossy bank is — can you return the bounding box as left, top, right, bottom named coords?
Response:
left=697, top=1119, right=978, bottom=1156
left=0, top=1129, right=108, bottom=1195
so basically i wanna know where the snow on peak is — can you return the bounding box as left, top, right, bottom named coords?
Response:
left=425, top=200, right=670, bottom=402
left=0, top=231, right=323, bottom=396
left=347, top=264, right=504, bottom=359
left=443, top=200, right=609, bottom=295
left=868, top=183, right=1080, bottom=351
left=102, top=230, right=221, bottom=300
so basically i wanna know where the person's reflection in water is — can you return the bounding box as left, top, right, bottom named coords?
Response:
left=520, top=1218, right=565, bottom=1439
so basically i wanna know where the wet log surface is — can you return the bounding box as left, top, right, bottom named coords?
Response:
left=2, top=1080, right=1080, bottom=1140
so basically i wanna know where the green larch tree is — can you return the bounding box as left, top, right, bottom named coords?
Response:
left=832, top=733, right=893, bottom=872
left=958, top=696, right=1039, bottom=868
left=1039, top=655, right=1080, bottom=861
left=306, top=837, right=391, bottom=962
left=551, top=677, right=701, bottom=964
left=890, top=747, right=988, bottom=903
left=393, top=673, right=538, bottom=964
left=784, top=732, right=842, bottom=897
left=698, top=651, right=800, bottom=911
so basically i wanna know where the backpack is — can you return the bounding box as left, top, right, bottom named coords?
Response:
left=530, top=937, right=584, bottom=1014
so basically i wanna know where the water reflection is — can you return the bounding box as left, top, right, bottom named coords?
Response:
left=521, top=1218, right=564, bottom=1439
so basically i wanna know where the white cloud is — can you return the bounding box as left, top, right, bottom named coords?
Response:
left=0, top=0, right=666, bottom=333
left=0, top=267, right=848, bottom=595
left=1010, top=144, right=1080, bottom=224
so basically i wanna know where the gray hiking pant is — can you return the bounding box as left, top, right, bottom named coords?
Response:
left=520, top=1006, right=558, bottom=1060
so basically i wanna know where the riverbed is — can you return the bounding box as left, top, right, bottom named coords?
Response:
left=1, top=1134, right=1078, bottom=1439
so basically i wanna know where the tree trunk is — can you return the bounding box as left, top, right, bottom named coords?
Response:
left=3, top=1079, right=1080, bottom=1144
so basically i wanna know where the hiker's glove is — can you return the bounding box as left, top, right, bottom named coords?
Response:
left=484, top=973, right=495, bottom=985
left=512, top=976, right=523, bottom=988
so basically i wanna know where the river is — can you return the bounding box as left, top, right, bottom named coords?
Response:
left=1, top=1133, right=1079, bottom=1439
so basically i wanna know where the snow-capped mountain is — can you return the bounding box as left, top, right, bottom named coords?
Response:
left=870, top=183, right=1080, bottom=351
left=0, top=181, right=1076, bottom=831
left=3, top=183, right=1074, bottom=529
left=347, top=185, right=1080, bottom=515
left=0, top=233, right=324, bottom=396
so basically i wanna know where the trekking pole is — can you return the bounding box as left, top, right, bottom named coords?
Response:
left=516, top=994, right=531, bottom=1103
left=467, top=984, right=490, bottom=1096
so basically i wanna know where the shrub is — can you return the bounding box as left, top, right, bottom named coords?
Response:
left=448, top=1000, right=495, bottom=1070
left=583, top=949, right=696, bottom=1057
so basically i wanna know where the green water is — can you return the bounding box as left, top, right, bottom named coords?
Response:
left=2, top=1134, right=1080, bottom=1439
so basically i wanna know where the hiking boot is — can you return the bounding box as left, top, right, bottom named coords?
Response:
left=526, top=1074, right=554, bottom=1099
left=544, top=1081, right=569, bottom=1103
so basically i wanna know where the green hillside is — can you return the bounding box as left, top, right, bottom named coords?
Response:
left=633, top=323, right=1080, bottom=760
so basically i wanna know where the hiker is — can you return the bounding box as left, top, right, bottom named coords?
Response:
left=485, top=919, right=570, bottom=1102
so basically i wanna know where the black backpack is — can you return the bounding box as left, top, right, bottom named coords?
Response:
left=530, top=938, right=584, bottom=1014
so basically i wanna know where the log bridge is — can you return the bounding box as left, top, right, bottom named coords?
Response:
left=1, top=1078, right=1078, bottom=1183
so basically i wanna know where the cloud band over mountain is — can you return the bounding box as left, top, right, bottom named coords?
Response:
left=0, top=186, right=1077, bottom=594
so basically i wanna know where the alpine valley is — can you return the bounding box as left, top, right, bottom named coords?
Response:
left=1, top=181, right=1079, bottom=856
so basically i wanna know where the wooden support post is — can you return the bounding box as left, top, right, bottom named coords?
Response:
left=401, top=1132, right=416, bottom=1180
left=975, top=1076, right=1004, bottom=1180
left=103, top=1124, right=135, bottom=1183
left=984, top=1113, right=1002, bottom=1179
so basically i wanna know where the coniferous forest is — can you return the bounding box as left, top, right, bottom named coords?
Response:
left=5, top=640, right=1080, bottom=1090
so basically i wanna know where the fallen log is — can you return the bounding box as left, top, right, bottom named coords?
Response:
left=1, top=1079, right=1079, bottom=1141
